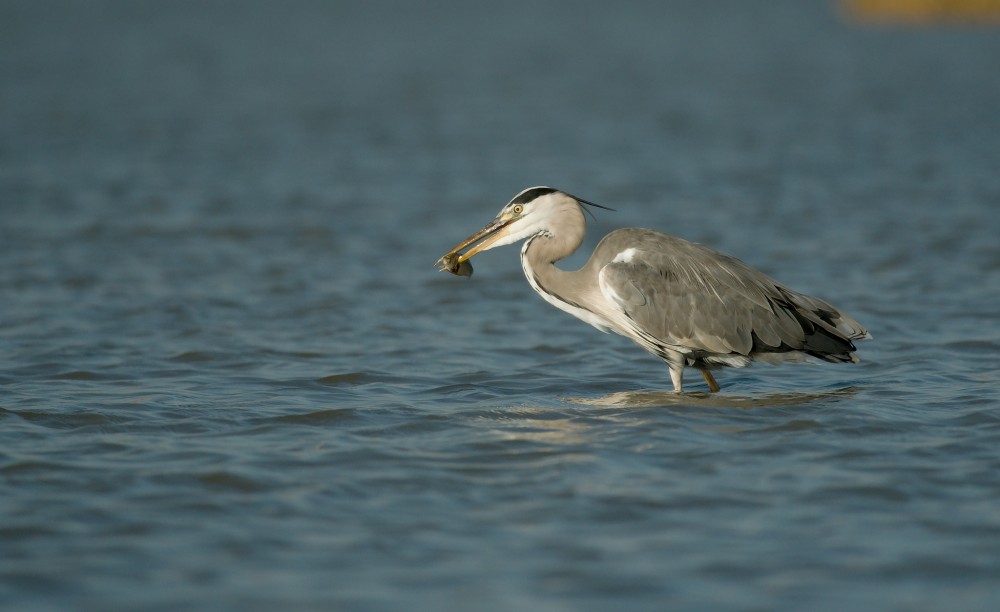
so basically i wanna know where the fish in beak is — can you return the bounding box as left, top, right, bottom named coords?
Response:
left=435, top=214, right=517, bottom=277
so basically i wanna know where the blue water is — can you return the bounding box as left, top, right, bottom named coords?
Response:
left=3, top=1, right=1000, bottom=610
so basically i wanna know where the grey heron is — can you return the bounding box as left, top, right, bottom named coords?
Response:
left=437, top=187, right=871, bottom=392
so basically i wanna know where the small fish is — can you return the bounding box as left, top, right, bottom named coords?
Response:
left=437, top=253, right=474, bottom=278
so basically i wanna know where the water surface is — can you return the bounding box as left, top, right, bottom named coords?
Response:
left=2, top=1, right=1000, bottom=610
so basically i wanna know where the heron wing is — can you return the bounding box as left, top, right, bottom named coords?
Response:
left=595, top=229, right=861, bottom=358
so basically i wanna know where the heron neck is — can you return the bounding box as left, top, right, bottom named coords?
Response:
left=521, top=233, right=601, bottom=324
left=521, top=236, right=611, bottom=332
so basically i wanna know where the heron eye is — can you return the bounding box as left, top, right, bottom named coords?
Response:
left=512, top=205, right=524, bottom=214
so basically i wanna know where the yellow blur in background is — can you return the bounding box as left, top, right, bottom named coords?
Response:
left=845, top=0, right=1000, bottom=23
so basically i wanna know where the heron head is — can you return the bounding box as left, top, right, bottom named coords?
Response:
left=436, top=187, right=608, bottom=269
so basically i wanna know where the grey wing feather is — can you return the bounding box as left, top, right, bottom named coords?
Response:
left=595, top=229, right=867, bottom=361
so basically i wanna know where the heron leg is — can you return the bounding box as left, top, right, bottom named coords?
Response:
left=668, top=366, right=683, bottom=392
left=699, top=369, right=721, bottom=393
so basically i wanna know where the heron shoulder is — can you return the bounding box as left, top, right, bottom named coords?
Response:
left=592, top=228, right=755, bottom=278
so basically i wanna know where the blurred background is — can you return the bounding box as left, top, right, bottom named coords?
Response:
left=2, top=1, right=999, bottom=610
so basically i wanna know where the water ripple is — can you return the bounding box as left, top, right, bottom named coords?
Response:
left=3, top=2, right=1000, bottom=610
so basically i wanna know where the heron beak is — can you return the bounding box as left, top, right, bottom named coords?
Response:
left=436, top=215, right=515, bottom=266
